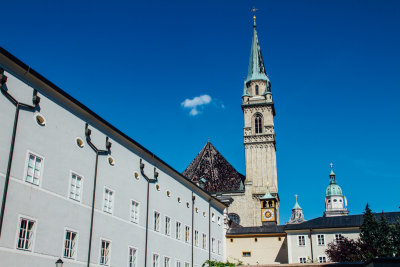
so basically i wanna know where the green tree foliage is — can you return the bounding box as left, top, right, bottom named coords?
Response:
left=376, top=212, right=394, bottom=257
left=326, top=204, right=400, bottom=262
left=359, top=204, right=379, bottom=260
left=392, top=220, right=400, bottom=256
left=325, top=237, right=363, bottom=262
left=202, top=260, right=235, bottom=267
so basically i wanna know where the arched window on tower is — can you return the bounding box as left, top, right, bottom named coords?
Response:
left=254, top=114, right=263, bottom=134
left=255, top=85, right=259, bottom=95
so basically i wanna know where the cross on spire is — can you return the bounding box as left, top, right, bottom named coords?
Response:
left=251, top=7, right=258, bottom=25
left=330, top=162, right=333, bottom=169
left=295, top=194, right=298, bottom=201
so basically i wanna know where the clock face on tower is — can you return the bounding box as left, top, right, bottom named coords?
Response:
left=262, top=209, right=275, bottom=221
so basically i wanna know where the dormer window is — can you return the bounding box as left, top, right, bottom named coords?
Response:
left=255, top=85, right=259, bottom=95
left=255, top=114, right=263, bottom=134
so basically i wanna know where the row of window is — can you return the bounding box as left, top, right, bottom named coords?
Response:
left=17, top=217, right=209, bottom=266
left=152, top=255, right=191, bottom=267
left=26, top=152, right=221, bottom=226
left=297, top=233, right=343, bottom=247
left=153, top=211, right=221, bottom=254
left=299, top=256, right=327, bottom=264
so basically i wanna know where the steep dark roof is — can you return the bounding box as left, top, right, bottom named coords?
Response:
left=285, top=212, right=400, bottom=231
left=183, top=142, right=244, bottom=193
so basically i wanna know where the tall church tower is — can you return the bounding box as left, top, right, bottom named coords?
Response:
left=241, top=15, right=279, bottom=223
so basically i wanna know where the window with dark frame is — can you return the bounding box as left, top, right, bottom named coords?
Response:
left=317, top=234, right=325, bottom=246
left=242, top=251, right=251, bottom=257
left=64, top=230, right=77, bottom=259
left=129, top=247, right=137, bottom=267
left=100, top=239, right=111, bottom=265
left=17, top=218, right=35, bottom=250
left=298, top=235, right=306, bottom=246
left=255, top=115, right=263, bottom=134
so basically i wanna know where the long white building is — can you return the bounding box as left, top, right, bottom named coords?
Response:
left=0, top=47, right=226, bottom=267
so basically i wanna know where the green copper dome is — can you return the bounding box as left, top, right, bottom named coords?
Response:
left=326, top=183, right=343, bottom=196
left=326, top=164, right=343, bottom=196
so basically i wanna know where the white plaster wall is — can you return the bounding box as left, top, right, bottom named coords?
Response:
left=0, top=65, right=225, bottom=267
left=287, top=229, right=360, bottom=263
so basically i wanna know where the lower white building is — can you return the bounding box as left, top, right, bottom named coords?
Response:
left=286, top=212, right=400, bottom=264
left=0, top=47, right=226, bottom=267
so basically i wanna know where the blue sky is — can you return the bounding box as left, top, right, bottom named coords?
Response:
left=2, top=0, right=400, bottom=223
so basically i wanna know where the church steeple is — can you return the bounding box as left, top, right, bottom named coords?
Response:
left=240, top=14, right=279, bottom=226
left=246, top=16, right=269, bottom=84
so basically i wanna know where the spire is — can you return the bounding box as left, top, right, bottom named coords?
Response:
left=246, top=14, right=269, bottom=83
left=288, top=194, right=305, bottom=224
left=260, top=184, right=275, bottom=200
left=329, top=162, right=336, bottom=184
left=292, top=194, right=302, bottom=210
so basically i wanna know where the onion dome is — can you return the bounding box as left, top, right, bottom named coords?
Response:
left=326, top=164, right=343, bottom=196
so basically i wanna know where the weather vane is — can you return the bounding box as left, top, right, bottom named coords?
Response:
left=252, top=7, right=259, bottom=23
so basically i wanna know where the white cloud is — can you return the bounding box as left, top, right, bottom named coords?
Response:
left=181, top=94, right=212, bottom=116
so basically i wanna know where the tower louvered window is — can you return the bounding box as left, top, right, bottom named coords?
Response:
left=255, top=85, right=259, bottom=95
left=255, top=115, right=263, bottom=134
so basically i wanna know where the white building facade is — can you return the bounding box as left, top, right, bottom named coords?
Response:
left=0, top=47, right=226, bottom=267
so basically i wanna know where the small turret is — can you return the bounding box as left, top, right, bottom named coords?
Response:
left=260, top=185, right=277, bottom=225
left=323, top=163, right=349, bottom=217
left=288, top=194, right=305, bottom=224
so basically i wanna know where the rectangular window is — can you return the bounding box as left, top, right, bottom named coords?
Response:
left=129, top=247, right=137, bottom=267
left=185, top=226, right=190, bottom=243
left=130, top=200, right=139, bottom=224
left=17, top=218, right=35, bottom=251
left=176, top=222, right=181, bottom=240
left=194, top=230, right=199, bottom=246
left=218, top=240, right=221, bottom=255
left=64, top=230, right=77, bottom=259
left=165, top=217, right=171, bottom=236
left=298, top=235, right=306, bottom=246
left=154, top=212, right=160, bottom=232
left=318, top=256, right=327, bottom=263
left=103, top=188, right=114, bottom=214
left=100, top=239, right=111, bottom=265
left=242, top=251, right=251, bottom=257
left=26, top=153, right=42, bottom=185
left=299, top=257, right=307, bottom=263
left=317, top=234, right=325, bottom=246
left=176, top=261, right=181, bottom=267
left=335, top=233, right=343, bottom=243
left=153, top=254, right=159, bottom=267
left=164, top=256, right=170, bottom=267
left=202, top=233, right=207, bottom=249
left=69, top=173, right=82, bottom=201
left=211, top=237, right=215, bottom=253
